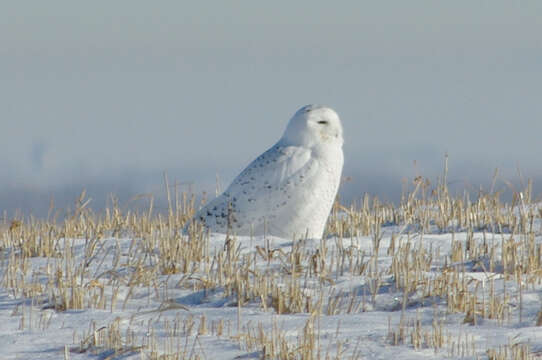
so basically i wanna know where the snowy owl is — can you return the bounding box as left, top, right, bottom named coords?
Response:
left=191, top=104, right=344, bottom=239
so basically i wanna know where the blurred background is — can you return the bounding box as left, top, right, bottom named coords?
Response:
left=2, top=1, right=542, bottom=217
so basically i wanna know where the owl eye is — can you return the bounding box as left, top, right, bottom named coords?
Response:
left=317, top=120, right=328, bottom=125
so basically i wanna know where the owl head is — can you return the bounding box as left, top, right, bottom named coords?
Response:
left=281, top=105, right=343, bottom=148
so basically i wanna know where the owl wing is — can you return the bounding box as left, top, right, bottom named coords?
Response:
left=195, top=144, right=315, bottom=233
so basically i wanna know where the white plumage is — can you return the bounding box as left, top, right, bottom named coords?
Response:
left=192, top=104, right=344, bottom=239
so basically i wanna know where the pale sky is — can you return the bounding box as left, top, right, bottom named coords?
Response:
left=2, top=2, right=542, bottom=215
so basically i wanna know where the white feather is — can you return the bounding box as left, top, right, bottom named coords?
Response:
left=192, top=104, right=344, bottom=239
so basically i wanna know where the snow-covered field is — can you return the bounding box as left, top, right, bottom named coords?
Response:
left=2, top=196, right=542, bottom=359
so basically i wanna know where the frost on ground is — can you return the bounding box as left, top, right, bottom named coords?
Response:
left=2, top=191, right=542, bottom=359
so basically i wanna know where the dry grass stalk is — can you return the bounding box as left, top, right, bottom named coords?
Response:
left=1, top=168, right=541, bottom=359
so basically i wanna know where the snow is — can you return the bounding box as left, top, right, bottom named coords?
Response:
left=2, top=224, right=542, bottom=359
